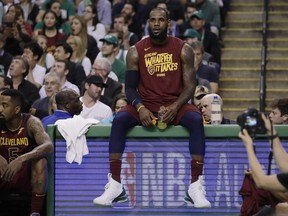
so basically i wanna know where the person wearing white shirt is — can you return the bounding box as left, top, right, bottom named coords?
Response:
left=39, top=60, right=80, bottom=98
left=66, top=35, right=92, bottom=76
left=80, top=75, right=112, bottom=121
left=36, top=35, right=55, bottom=70
left=30, top=64, right=46, bottom=86
left=22, top=41, right=46, bottom=89
left=8, top=42, right=46, bottom=89
left=83, top=4, right=106, bottom=49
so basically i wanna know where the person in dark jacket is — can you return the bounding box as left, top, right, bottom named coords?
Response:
left=200, top=93, right=235, bottom=124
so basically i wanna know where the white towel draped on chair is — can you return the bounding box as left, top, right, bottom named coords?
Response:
left=55, top=115, right=99, bottom=164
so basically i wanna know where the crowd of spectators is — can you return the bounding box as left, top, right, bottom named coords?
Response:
left=0, top=0, right=231, bottom=124
left=1, top=1, right=288, bottom=214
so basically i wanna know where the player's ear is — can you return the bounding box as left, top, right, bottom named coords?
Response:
left=15, top=105, right=21, bottom=114
left=167, top=19, right=171, bottom=28
left=65, top=103, right=70, bottom=110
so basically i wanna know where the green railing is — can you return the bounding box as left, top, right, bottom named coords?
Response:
left=46, top=124, right=288, bottom=215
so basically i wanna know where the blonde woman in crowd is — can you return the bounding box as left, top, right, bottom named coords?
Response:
left=70, top=15, right=99, bottom=63
left=66, top=35, right=91, bottom=76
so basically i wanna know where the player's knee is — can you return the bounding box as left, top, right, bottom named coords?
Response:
left=188, top=112, right=203, bottom=123
left=113, top=112, right=131, bottom=125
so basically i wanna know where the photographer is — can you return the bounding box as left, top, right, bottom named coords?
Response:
left=239, top=113, right=288, bottom=215
left=269, top=98, right=288, bottom=124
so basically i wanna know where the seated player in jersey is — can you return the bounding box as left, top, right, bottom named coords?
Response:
left=92, top=7, right=211, bottom=208
left=0, top=89, right=54, bottom=216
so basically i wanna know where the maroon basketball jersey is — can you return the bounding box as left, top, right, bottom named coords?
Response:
left=135, top=36, right=185, bottom=113
left=0, top=114, right=38, bottom=163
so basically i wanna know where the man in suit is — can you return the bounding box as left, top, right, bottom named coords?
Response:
left=8, top=56, right=40, bottom=112
left=90, top=58, right=122, bottom=107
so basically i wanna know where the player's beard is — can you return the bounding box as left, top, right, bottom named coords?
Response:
left=148, top=26, right=168, bottom=43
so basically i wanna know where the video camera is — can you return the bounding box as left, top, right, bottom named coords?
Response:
left=237, top=108, right=267, bottom=137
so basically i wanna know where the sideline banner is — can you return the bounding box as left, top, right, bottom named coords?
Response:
left=54, top=139, right=285, bottom=215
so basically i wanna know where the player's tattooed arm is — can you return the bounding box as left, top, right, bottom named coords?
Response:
left=19, top=116, right=54, bottom=162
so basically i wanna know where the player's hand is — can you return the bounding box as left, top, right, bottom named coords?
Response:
left=139, top=107, right=156, bottom=127
left=238, top=129, right=253, bottom=148
left=162, top=103, right=178, bottom=123
left=261, top=113, right=276, bottom=136
left=2, top=157, right=23, bottom=181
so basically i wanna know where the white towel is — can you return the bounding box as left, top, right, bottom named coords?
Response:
left=55, top=115, right=99, bottom=164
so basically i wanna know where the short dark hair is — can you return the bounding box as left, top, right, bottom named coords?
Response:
left=150, top=7, right=170, bottom=20
left=1, top=89, right=25, bottom=108
left=13, top=56, right=30, bottom=78
left=111, top=93, right=129, bottom=112
left=125, top=2, right=137, bottom=13
left=186, top=2, right=197, bottom=10
left=24, top=42, right=43, bottom=61
left=55, top=59, right=70, bottom=71
left=55, top=89, right=77, bottom=110
left=271, top=98, right=288, bottom=116
left=114, top=13, right=129, bottom=24
left=0, top=75, right=13, bottom=89
left=56, top=42, right=73, bottom=60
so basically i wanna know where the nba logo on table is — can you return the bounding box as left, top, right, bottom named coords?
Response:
left=121, top=152, right=136, bottom=207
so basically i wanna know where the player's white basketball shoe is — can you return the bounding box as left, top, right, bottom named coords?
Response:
left=93, top=173, right=127, bottom=206
left=184, top=175, right=211, bottom=208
